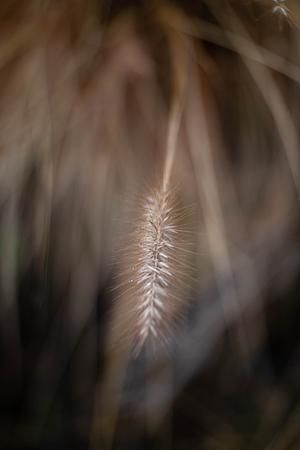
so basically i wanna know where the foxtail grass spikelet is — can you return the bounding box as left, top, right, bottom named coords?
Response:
left=115, top=185, right=193, bottom=357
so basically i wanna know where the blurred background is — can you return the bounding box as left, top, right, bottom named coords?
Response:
left=1, top=0, right=300, bottom=449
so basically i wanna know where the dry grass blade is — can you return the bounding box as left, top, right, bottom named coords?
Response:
left=210, top=2, right=300, bottom=201
left=111, top=18, right=191, bottom=357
